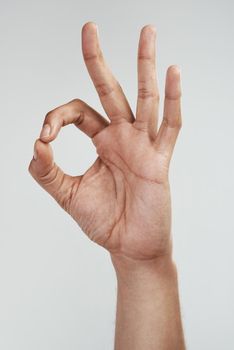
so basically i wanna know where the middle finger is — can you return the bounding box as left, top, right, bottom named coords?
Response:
left=82, top=22, right=135, bottom=123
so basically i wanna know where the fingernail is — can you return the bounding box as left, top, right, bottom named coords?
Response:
left=40, top=124, right=51, bottom=139
left=33, top=145, right=37, bottom=160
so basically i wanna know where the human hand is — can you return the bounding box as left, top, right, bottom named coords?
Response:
left=29, top=22, right=182, bottom=263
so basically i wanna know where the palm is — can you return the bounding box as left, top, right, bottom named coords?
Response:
left=68, top=121, right=171, bottom=259
left=29, top=22, right=182, bottom=261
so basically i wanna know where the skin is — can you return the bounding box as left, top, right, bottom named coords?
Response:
left=29, top=22, right=185, bottom=349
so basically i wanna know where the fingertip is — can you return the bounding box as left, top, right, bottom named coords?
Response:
left=35, top=138, right=53, bottom=159
left=39, top=123, right=52, bottom=142
left=40, top=122, right=60, bottom=143
left=166, top=65, right=181, bottom=95
left=165, top=65, right=181, bottom=100
left=82, top=21, right=99, bottom=55
left=82, top=21, right=98, bottom=35
left=167, top=65, right=181, bottom=78
left=30, top=139, right=54, bottom=176
left=141, top=24, right=157, bottom=37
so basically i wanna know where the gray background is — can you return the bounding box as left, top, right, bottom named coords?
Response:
left=1, top=0, right=234, bottom=349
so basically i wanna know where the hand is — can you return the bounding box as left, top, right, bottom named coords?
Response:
left=28, top=22, right=182, bottom=262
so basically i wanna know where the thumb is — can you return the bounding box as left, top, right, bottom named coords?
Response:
left=28, top=139, right=78, bottom=211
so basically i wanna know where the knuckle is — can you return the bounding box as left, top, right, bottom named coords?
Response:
left=38, top=165, right=59, bottom=186
left=173, top=116, right=182, bottom=129
left=70, top=98, right=84, bottom=106
left=69, top=98, right=85, bottom=113
left=138, top=54, right=154, bottom=63
left=163, top=116, right=182, bottom=129
left=83, top=50, right=102, bottom=62
left=95, top=82, right=115, bottom=97
left=69, top=99, right=85, bottom=123
left=177, top=118, right=182, bottom=129
left=138, top=87, right=159, bottom=101
left=133, top=119, right=149, bottom=132
left=165, top=92, right=181, bottom=101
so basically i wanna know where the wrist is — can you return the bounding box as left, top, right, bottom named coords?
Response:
left=111, top=253, right=185, bottom=350
left=111, top=253, right=177, bottom=286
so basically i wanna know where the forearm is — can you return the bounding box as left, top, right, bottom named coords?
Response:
left=111, top=254, right=185, bottom=350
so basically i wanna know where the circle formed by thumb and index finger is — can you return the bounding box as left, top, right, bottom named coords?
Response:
left=28, top=98, right=109, bottom=208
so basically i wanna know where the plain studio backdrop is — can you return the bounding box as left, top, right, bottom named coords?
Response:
left=1, top=0, right=234, bottom=349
